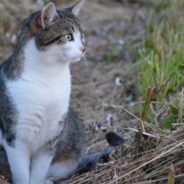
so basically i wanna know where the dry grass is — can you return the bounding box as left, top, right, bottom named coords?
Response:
left=61, top=128, right=184, bottom=184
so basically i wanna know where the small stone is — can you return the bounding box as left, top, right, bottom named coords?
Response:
left=115, top=77, right=122, bottom=87
left=36, top=0, right=44, bottom=6
left=118, top=39, right=125, bottom=45
left=100, top=126, right=107, bottom=131
left=106, top=113, right=113, bottom=124
left=93, top=122, right=100, bottom=131
left=11, top=34, right=17, bottom=45
left=5, top=32, right=10, bottom=39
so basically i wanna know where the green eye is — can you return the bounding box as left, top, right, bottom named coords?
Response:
left=65, top=34, right=73, bottom=41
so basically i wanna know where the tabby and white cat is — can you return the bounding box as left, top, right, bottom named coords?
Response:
left=0, top=1, right=86, bottom=184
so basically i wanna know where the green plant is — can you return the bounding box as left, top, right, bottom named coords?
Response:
left=0, top=14, right=11, bottom=32
left=104, top=46, right=122, bottom=63
left=137, top=0, right=184, bottom=128
left=139, top=29, right=183, bottom=98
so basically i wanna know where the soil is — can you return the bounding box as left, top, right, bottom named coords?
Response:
left=0, top=0, right=160, bottom=183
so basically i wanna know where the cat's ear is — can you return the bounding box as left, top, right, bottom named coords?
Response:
left=70, top=0, right=85, bottom=16
left=41, top=2, right=58, bottom=29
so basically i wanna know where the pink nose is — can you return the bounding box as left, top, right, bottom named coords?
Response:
left=80, top=47, right=86, bottom=53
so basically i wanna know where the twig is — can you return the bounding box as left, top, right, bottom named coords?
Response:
left=102, top=103, right=163, bottom=134
left=141, top=88, right=155, bottom=132
left=125, top=127, right=160, bottom=138
left=131, top=174, right=184, bottom=184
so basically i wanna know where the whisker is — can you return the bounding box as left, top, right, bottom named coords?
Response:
left=85, top=52, right=95, bottom=62
left=85, top=48, right=97, bottom=62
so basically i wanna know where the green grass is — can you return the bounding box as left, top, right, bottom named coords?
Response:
left=104, top=47, right=122, bottom=63
left=0, top=14, right=11, bottom=32
left=137, top=0, right=184, bottom=129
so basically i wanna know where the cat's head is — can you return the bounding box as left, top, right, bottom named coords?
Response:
left=27, top=0, right=86, bottom=64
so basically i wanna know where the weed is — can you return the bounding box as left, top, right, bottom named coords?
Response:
left=0, top=15, right=11, bottom=32
left=137, top=0, right=184, bottom=129
left=104, top=45, right=122, bottom=63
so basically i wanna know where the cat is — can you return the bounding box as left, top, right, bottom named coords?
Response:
left=0, top=1, right=123, bottom=184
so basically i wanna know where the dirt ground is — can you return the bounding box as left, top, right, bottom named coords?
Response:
left=1, top=0, right=181, bottom=184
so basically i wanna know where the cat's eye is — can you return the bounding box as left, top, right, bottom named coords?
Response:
left=64, top=34, right=73, bottom=41
left=57, top=34, right=74, bottom=44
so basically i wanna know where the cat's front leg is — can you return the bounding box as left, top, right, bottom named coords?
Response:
left=4, top=142, right=30, bottom=184
left=30, top=150, right=54, bottom=184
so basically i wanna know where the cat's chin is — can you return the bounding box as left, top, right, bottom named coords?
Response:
left=68, top=56, right=84, bottom=63
left=57, top=56, right=82, bottom=64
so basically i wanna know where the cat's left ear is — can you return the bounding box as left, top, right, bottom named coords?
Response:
left=41, top=2, right=58, bottom=28
left=69, top=0, right=85, bottom=16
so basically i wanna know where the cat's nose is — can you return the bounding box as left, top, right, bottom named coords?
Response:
left=80, top=47, right=86, bottom=53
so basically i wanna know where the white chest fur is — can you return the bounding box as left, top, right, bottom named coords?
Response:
left=6, top=39, right=71, bottom=152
